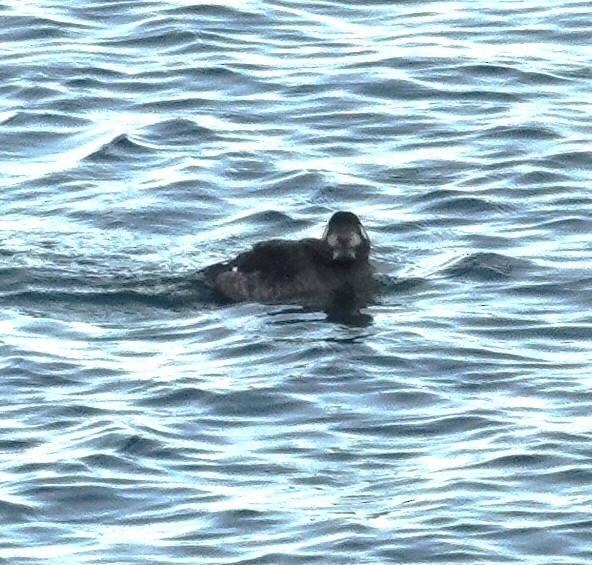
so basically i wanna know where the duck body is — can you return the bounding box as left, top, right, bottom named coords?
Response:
left=201, top=212, right=375, bottom=309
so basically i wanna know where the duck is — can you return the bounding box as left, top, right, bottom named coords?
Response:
left=200, top=211, right=375, bottom=310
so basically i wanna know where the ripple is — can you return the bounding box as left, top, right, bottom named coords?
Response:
left=487, top=125, right=561, bottom=141
left=0, top=111, right=91, bottom=130
left=461, top=63, right=569, bottom=85
left=138, top=118, right=218, bottom=147
left=83, top=133, right=156, bottom=162
left=545, top=150, right=592, bottom=169
left=357, top=78, right=437, bottom=101
left=0, top=498, right=36, bottom=521
left=414, top=189, right=505, bottom=216
left=443, top=252, right=531, bottom=281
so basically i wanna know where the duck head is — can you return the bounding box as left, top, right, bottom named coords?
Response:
left=322, top=211, right=370, bottom=263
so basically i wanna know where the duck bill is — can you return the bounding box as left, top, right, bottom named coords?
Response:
left=332, top=248, right=357, bottom=262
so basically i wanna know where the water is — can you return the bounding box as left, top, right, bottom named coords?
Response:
left=2, top=0, right=592, bottom=562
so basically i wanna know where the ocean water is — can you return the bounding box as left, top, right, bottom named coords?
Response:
left=1, top=0, right=592, bottom=563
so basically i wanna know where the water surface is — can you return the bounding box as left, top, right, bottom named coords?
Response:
left=1, top=0, right=592, bottom=563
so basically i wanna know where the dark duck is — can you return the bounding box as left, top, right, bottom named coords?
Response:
left=201, top=211, right=376, bottom=313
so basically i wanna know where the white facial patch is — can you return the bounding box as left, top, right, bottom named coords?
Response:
left=349, top=232, right=363, bottom=248
left=326, top=233, right=340, bottom=248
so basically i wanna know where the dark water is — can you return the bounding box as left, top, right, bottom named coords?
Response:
left=2, top=0, right=592, bottom=563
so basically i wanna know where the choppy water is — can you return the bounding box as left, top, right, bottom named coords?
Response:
left=2, top=0, right=592, bottom=563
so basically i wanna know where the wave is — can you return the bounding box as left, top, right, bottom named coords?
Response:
left=83, top=133, right=155, bottom=162
left=443, top=252, right=531, bottom=281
